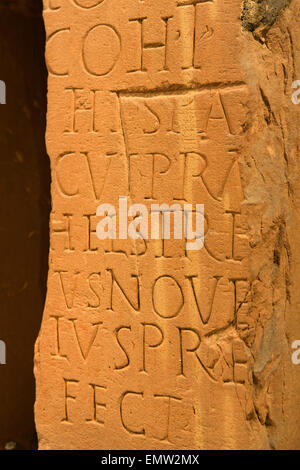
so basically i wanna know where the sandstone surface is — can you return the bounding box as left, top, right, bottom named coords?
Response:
left=35, top=0, right=300, bottom=450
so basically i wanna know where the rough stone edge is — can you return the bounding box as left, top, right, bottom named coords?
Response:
left=241, top=0, right=291, bottom=33
left=240, top=0, right=300, bottom=449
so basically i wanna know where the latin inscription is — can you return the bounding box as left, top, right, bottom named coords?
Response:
left=38, top=0, right=253, bottom=449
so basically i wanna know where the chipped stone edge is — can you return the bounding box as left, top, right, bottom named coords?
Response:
left=241, top=0, right=291, bottom=33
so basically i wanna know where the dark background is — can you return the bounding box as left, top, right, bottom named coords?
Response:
left=0, top=0, right=49, bottom=450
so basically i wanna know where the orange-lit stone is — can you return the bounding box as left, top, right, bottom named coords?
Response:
left=35, top=0, right=300, bottom=450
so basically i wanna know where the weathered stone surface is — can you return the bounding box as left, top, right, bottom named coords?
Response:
left=35, top=0, right=300, bottom=449
left=242, top=0, right=291, bottom=32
